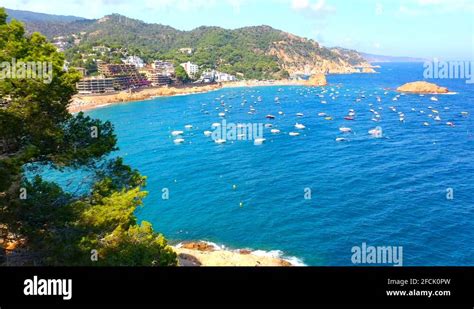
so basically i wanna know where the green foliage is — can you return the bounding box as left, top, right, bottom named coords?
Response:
left=11, top=11, right=369, bottom=80
left=90, top=222, right=177, bottom=266
left=0, top=8, right=177, bottom=266
left=175, top=65, right=189, bottom=83
left=0, top=8, right=6, bottom=24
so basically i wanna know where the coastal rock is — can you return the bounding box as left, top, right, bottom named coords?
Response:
left=177, top=253, right=202, bottom=266
left=361, top=67, right=376, bottom=73
left=397, top=81, right=449, bottom=94
left=239, top=249, right=252, bottom=255
left=304, top=74, right=327, bottom=87
left=267, top=38, right=374, bottom=75
left=181, top=242, right=216, bottom=252
left=172, top=245, right=295, bottom=266
left=279, top=260, right=292, bottom=267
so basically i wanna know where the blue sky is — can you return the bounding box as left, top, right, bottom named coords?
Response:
left=1, top=0, right=473, bottom=59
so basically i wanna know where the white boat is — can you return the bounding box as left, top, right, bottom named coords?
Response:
left=278, top=111, right=284, bottom=115
left=289, top=132, right=300, bottom=136
left=339, top=127, right=352, bottom=133
left=211, top=123, right=221, bottom=128
left=423, top=122, right=430, bottom=126
left=173, top=138, right=185, bottom=144
left=296, top=113, right=304, bottom=117
left=254, top=138, right=266, bottom=145
left=214, top=139, right=226, bottom=144
left=171, top=130, right=184, bottom=136
left=446, top=122, right=455, bottom=127
left=335, top=137, right=347, bottom=142
left=184, top=125, right=193, bottom=129
left=218, top=112, right=226, bottom=117
left=271, top=129, right=281, bottom=134
left=434, top=116, right=441, bottom=121
left=430, top=97, right=438, bottom=102
left=368, top=128, right=382, bottom=137
left=461, top=111, right=469, bottom=116
left=204, top=131, right=213, bottom=137
left=295, top=123, right=306, bottom=130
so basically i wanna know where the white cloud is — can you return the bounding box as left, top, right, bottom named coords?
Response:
left=291, top=0, right=335, bottom=17
left=375, top=3, right=383, bottom=15
left=1, top=0, right=246, bottom=16
left=398, top=0, right=474, bottom=16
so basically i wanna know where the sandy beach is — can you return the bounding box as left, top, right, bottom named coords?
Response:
left=68, top=77, right=329, bottom=113
left=68, top=84, right=223, bottom=113
left=172, top=242, right=296, bottom=267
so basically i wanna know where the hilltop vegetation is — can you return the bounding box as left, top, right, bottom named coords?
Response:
left=7, top=10, right=374, bottom=80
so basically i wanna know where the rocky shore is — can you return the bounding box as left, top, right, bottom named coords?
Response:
left=397, top=81, right=449, bottom=94
left=172, top=242, right=296, bottom=267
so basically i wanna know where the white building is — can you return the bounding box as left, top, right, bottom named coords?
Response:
left=92, top=45, right=111, bottom=54
left=123, top=56, right=145, bottom=69
left=179, top=48, right=193, bottom=55
left=200, top=70, right=237, bottom=83
left=180, top=61, right=199, bottom=77
left=215, top=71, right=236, bottom=82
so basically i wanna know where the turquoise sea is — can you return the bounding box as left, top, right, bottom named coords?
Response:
left=47, top=63, right=474, bottom=266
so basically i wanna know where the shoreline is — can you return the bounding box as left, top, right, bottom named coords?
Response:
left=171, top=241, right=304, bottom=267
left=68, top=83, right=223, bottom=113
left=68, top=78, right=328, bottom=113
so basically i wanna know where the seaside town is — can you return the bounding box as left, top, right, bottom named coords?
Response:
left=72, top=49, right=237, bottom=95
